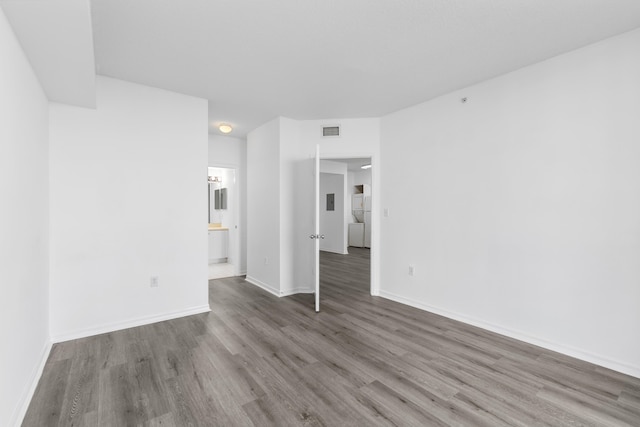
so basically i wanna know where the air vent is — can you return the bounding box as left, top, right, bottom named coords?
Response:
left=322, top=126, right=340, bottom=137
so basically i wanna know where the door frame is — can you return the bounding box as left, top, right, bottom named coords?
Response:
left=314, top=146, right=320, bottom=312
left=208, top=163, right=242, bottom=277
left=318, top=152, right=379, bottom=296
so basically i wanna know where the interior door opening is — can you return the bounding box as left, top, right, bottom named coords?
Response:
left=208, top=166, right=240, bottom=280
left=318, top=157, right=373, bottom=304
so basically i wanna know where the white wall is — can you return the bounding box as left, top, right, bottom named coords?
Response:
left=208, top=135, right=247, bottom=273
left=0, top=9, right=50, bottom=426
left=320, top=160, right=348, bottom=254
left=380, top=29, right=640, bottom=377
left=49, top=76, right=209, bottom=341
left=348, top=169, right=372, bottom=195
left=278, top=117, right=313, bottom=295
left=208, top=134, right=246, bottom=167
left=246, top=118, right=281, bottom=294
left=300, top=118, right=382, bottom=294
left=246, top=117, right=381, bottom=295
left=319, top=173, right=346, bottom=254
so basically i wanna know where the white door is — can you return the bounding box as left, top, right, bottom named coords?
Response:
left=312, top=145, right=320, bottom=312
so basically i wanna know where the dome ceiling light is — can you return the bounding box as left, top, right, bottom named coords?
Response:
left=218, top=124, right=233, bottom=134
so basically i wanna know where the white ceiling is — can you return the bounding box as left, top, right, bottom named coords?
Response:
left=89, top=0, right=640, bottom=137
left=327, top=158, right=372, bottom=172
left=4, top=1, right=640, bottom=137
left=1, top=0, right=96, bottom=108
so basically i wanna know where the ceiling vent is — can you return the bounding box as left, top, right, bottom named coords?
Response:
left=322, top=126, right=340, bottom=137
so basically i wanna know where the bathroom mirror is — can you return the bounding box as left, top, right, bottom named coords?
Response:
left=214, top=189, right=221, bottom=209
left=220, top=188, right=227, bottom=210
left=212, top=188, right=228, bottom=210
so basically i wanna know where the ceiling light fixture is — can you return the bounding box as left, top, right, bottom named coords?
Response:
left=361, top=164, right=371, bottom=169
left=219, top=124, right=233, bottom=134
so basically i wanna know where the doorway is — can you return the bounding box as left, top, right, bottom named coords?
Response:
left=208, top=166, right=239, bottom=279
left=318, top=157, right=372, bottom=298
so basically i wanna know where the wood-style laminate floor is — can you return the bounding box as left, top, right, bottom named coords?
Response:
left=24, top=248, right=640, bottom=426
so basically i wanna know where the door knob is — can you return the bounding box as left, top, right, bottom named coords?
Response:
left=320, top=235, right=325, bottom=239
left=309, top=234, right=316, bottom=239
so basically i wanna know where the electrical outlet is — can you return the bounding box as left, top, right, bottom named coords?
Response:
left=264, top=257, right=268, bottom=265
left=408, top=265, right=414, bottom=276
left=384, top=208, right=390, bottom=218
left=150, top=276, right=159, bottom=287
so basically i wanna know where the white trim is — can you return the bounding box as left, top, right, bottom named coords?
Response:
left=319, top=152, right=379, bottom=296
left=281, top=287, right=314, bottom=297
left=207, top=160, right=239, bottom=169
left=11, top=339, right=52, bottom=427
left=379, top=290, right=640, bottom=379
left=320, top=248, right=349, bottom=255
left=245, top=275, right=280, bottom=297
left=208, top=162, right=244, bottom=288
left=244, top=276, right=313, bottom=298
left=51, top=305, right=211, bottom=343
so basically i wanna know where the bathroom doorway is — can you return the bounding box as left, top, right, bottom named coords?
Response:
left=208, top=166, right=239, bottom=279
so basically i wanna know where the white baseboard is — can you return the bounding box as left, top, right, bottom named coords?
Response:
left=378, top=290, right=640, bottom=379
left=281, top=286, right=314, bottom=296
left=51, top=305, right=211, bottom=343
left=245, top=275, right=280, bottom=297
left=245, top=276, right=313, bottom=297
left=11, top=339, right=52, bottom=427
left=320, top=248, right=348, bottom=255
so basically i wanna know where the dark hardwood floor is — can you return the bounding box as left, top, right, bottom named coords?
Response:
left=23, top=247, right=640, bottom=426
